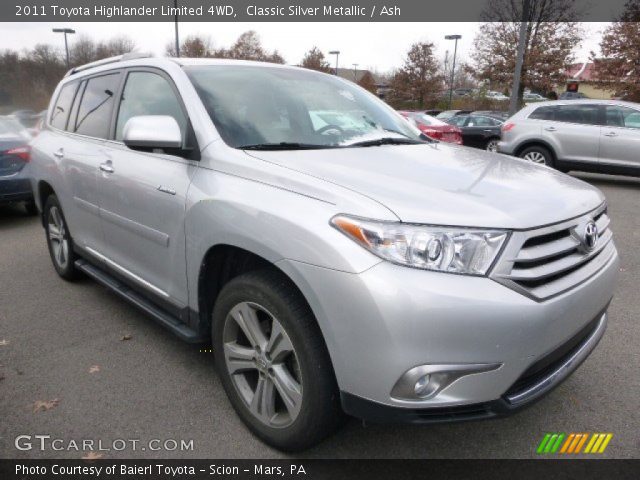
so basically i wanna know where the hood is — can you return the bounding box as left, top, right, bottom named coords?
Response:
left=245, top=143, right=604, bottom=229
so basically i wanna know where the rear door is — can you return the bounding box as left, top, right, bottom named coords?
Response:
left=599, top=105, right=640, bottom=167
left=97, top=68, right=197, bottom=306
left=50, top=73, right=122, bottom=251
left=545, top=103, right=601, bottom=163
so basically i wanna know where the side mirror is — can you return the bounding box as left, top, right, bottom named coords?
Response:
left=122, top=115, right=182, bottom=151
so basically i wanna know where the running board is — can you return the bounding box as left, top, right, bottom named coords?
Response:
left=74, top=259, right=205, bottom=343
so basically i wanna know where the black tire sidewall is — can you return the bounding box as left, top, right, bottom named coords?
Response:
left=212, top=270, right=341, bottom=451
left=44, top=195, right=78, bottom=280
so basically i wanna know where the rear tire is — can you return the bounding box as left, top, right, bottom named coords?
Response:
left=519, top=145, right=555, bottom=167
left=212, top=269, right=343, bottom=451
left=44, top=195, right=80, bottom=281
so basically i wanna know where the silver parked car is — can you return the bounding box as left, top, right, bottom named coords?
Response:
left=499, top=100, right=640, bottom=176
left=30, top=55, right=619, bottom=451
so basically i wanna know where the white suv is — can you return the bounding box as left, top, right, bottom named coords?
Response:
left=499, top=100, right=640, bottom=176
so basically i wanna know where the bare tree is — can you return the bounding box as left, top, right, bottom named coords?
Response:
left=470, top=0, right=582, bottom=102
left=387, top=42, right=443, bottom=108
left=215, top=31, right=285, bottom=64
left=300, top=47, right=332, bottom=73
left=592, top=0, right=640, bottom=101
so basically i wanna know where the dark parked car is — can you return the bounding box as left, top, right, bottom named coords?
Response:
left=0, top=116, right=36, bottom=214
left=559, top=91, right=589, bottom=100
left=445, top=113, right=504, bottom=151
left=473, top=110, right=509, bottom=120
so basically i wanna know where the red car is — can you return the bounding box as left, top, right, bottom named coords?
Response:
left=399, top=111, right=463, bottom=144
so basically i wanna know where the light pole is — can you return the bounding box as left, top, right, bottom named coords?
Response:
left=329, top=50, right=340, bottom=75
left=174, top=0, right=180, bottom=57
left=509, top=0, right=531, bottom=115
left=352, top=63, right=359, bottom=80
left=444, top=34, right=461, bottom=109
left=52, top=28, right=75, bottom=69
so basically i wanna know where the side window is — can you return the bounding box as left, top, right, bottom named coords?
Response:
left=470, top=116, right=497, bottom=127
left=448, top=116, right=467, bottom=126
left=555, top=105, right=600, bottom=125
left=605, top=106, right=640, bottom=129
left=71, top=73, right=121, bottom=139
left=529, top=106, right=555, bottom=121
left=50, top=82, right=79, bottom=130
left=115, top=71, right=187, bottom=142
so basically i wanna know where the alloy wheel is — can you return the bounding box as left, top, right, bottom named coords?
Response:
left=222, top=301, right=303, bottom=428
left=486, top=140, right=499, bottom=152
left=523, top=151, right=547, bottom=164
left=47, top=206, right=69, bottom=270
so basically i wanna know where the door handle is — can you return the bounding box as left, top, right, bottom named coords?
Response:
left=603, top=132, right=618, bottom=137
left=483, top=129, right=494, bottom=132
left=157, top=185, right=176, bottom=195
left=544, top=127, right=557, bottom=132
left=53, top=148, right=64, bottom=159
left=99, top=163, right=114, bottom=173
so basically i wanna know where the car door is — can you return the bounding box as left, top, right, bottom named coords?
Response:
left=461, top=115, right=492, bottom=148
left=545, top=104, right=601, bottom=163
left=97, top=68, right=197, bottom=306
left=599, top=105, right=640, bottom=167
left=52, top=73, right=122, bottom=252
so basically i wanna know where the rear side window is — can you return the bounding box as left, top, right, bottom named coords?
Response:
left=50, top=82, right=79, bottom=130
left=529, top=106, right=556, bottom=121
left=115, top=71, right=187, bottom=141
left=70, top=72, right=121, bottom=139
left=555, top=104, right=600, bottom=125
left=605, top=106, right=640, bottom=129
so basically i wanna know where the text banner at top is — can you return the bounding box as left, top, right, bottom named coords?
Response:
left=2, top=0, right=636, bottom=22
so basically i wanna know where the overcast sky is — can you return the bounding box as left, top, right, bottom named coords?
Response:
left=1, top=22, right=610, bottom=72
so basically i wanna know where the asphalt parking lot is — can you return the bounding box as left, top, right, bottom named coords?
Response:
left=0, top=172, right=638, bottom=459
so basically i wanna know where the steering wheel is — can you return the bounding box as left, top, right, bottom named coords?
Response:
left=316, top=124, right=344, bottom=135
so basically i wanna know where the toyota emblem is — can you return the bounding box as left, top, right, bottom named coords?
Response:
left=583, top=221, right=598, bottom=251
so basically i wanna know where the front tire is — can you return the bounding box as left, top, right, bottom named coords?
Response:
left=519, top=145, right=554, bottom=167
left=212, top=270, right=343, bottom=451
left=44, top=195, right=80, bottom=280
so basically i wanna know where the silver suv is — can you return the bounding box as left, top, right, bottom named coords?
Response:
left=499, top=99, right=640, bottom=175
left=30, top=56, right=619, bottom=451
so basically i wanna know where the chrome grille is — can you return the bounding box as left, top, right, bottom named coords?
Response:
left=491, top=205, right=616, bottom=301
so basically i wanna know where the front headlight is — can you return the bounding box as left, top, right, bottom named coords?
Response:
left=331, top=215, right=508, bottom=276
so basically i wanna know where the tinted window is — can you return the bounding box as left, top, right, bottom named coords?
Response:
left=71, top=73, right=121, bottom=138
left=555, top=105, right=600, bottom=125
left=447, top=115, right=467, bottom=126
left=115, top=71, right=187, bottom=141
left=529, top=106, right=556, bottom=121
left=50, top=82, right=79, bottom=130
left=468, top=115, right=499, bottom=127
left=605, top=106, right=640, bottom=129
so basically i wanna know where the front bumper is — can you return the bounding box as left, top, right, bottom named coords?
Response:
left=341, top=310, right=608, bottom=423
left=277, top=244, right=619, bottom=415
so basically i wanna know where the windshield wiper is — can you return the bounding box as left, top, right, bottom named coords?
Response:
left=346, top=137, right=424, bottom=148
left=239, top=142, right=337, bottom=151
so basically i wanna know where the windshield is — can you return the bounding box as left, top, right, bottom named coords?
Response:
left=0, top=117, right=30, bottom=139
left=185, top=65, right=422, bottom=149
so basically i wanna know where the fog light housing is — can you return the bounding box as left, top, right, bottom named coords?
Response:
left=391, top=363, right=502, bottom=401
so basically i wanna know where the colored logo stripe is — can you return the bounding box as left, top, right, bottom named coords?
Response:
left=537, top=433, right=613, bottom=454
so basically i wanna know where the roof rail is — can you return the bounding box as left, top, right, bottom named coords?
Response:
left=65, top=52, right=153, bottom=76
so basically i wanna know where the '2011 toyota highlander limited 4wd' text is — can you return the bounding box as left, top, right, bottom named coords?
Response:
left=30, top=55, right=619, bottom=451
